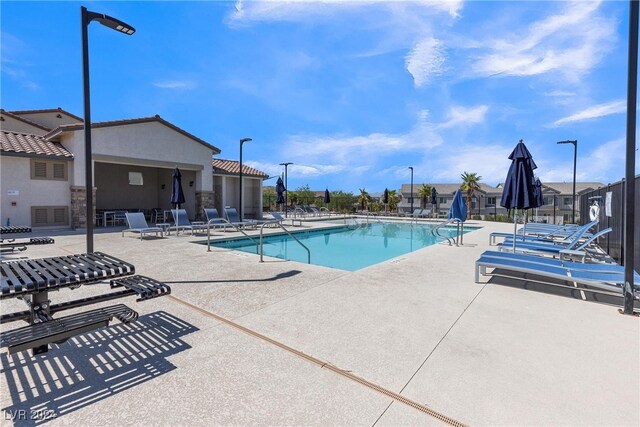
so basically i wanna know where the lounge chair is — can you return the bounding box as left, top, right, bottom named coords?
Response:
left=123, top=212, right=164, bottom=240
left=304, top=205, right=319, bottom=216
left=294, top=205, right=306, bottom=217
left=270, top=211, right=302, bottom=226
left=490, top=220, right=598, bottom=245
left=475, top=251, right=640, bottom=300
left=480, top=250, right=640, bottom=280
left=171, top=209, right=206, bottom=235
left=499, top=227, right=612, bottom=258
left=223, top=207, right=257, bottom=229
left=411, top=208, right=422, bottom=218
left=203, top=208, right=229, bottom=231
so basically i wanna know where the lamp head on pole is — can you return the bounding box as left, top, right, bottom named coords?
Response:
left=83, top=8, right=135, bottom=35
left=557, top=140, right=577, bottom=146
left=240, top=137, right=252, bottom=145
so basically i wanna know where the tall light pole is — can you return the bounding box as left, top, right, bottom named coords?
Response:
left=279, top=162, right=293, bottom=217
left=239, top=137, right=252, bottom=220
left=623, top=0, right=638, bottom=315
left=408, top=166, right=414, bottom=214
left=81, top=6, right=135, bottom=253
left=557, top=140, right=577, bottom=224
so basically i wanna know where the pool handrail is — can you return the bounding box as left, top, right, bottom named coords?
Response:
left=206, top=218, right=260, bottom=253
left=431, top=218, right=463, bottom=246
left=259, top=222, right=311, bottom=264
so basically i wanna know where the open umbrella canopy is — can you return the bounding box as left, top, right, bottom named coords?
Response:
left=500, top=140, right=538, bottom=210
left=431, top=187, right=438, bottom=205
left=170, top=167, right=186, bottom=208
left=448, top=189, right=467, bottom=221
left=276, top=177, right=286, bottom=204
left=383, top=188, right=389, bottom=204
left=533, top=178, right=544, bottom=208
left=324, top=188, right=331, bottom=204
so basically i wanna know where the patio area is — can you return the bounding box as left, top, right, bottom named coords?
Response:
left=1, top=220, right=638, bottom=426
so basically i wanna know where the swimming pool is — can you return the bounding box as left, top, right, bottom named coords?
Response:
left=209, top=222, right=476, bottom=271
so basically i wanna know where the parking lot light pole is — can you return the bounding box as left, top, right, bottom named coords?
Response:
left=409, top=166, right=414, bottom=214
left=81, top=6, right=135, bottom=253
left=239, top=138, right=252, bottom=220
left=557, top=140, right=577, bottom=224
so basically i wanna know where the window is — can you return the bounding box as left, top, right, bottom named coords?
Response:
left=543, top=196, right=554, bottom=206
left=439, top=197, right=448, bottom=204
left=563, top=197, right=573, bottom=207
left=31, top=206, right=69, bottom=226
left=486, top=197, right=496, bottom=206
left=31, top=159, right=68, bottom=181
left=128, top=172, right=144, bottom=186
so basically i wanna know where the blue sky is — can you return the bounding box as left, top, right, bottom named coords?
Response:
left=2, top=0, right=638, bottom=193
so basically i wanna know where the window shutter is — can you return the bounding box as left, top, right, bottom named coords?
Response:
left=53, top=208, right=67, bottom=224
left=33, top=208, right=49, bottom=225
left=53, top=163, right=66, bottom=179
left=34, top=162, right=47, bottom=178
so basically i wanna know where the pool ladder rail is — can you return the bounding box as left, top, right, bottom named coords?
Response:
left=259, top=223, right=311, bottom=264
left=431, top=218, right=464, bottom=246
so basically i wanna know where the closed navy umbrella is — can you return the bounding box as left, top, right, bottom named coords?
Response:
left=448, top=189, right=467, bottom=221
left=276, top=177, right=286, bottom=206
left=431, top=187, right=438, bottom=205
left=170, top=167, right=186, bottom=234
left=500, top=140, right=538, bottom=249
left=324, top=188, right=331, bottom=204
left=533, top=178, right=544, bottom=208
left=383, top=188, right=389, bottom=204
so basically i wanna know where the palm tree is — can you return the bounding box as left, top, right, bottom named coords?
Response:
left=460, top=172, right=482, bottom=219
left=417, top=184, right=432, bottom=209
left=357, top=188, right=370, bottom=211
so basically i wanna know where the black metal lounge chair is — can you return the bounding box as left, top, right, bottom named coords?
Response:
left=0, top=237, right=55, bottom=253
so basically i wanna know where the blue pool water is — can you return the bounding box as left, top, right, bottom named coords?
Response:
left=209, top=222, right=475, bottom=271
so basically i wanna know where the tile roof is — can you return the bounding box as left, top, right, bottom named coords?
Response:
left=0, top=109, right=51, bottom=131
left=8, top=107, right=83, bottom=122
left=542, top=182, right=604, bottom=195
left=399, top=183, right=503, bottom=195
left=1, top=130, right=73, bottom=159
left=212, top=159, right=269, bottom=178
left=44, top=115, right=220, bottom=154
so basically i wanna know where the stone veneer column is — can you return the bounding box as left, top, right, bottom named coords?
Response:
left=70, top=186, right=96, bottom=229
left=195, top=191, right=215, bottom=220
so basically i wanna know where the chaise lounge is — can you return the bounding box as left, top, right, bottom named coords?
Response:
left=123, top=212, right=164, bottom=240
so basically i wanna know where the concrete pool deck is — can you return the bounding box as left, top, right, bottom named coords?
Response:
left=1, top=219, right=638, bottom=426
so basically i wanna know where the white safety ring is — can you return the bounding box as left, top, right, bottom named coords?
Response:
left=589, top=204, right=600, bottom=221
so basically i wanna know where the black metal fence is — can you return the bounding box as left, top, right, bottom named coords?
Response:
left=579, top=175, right=639, bottom=271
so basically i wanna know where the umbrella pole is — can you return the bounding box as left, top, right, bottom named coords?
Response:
left=513, top=212, right=517, bottom=249
left=523, top=210, right=528, bottom=240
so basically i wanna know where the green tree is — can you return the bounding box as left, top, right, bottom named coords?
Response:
left=417, top=184, right=432, bottom=209
left=357, top=188, right=370, bottom=211
left=295, top=184, right=316, bottom=205
left=263, top=187, right=276, bottom=211
left=460, top=171, right=482, bottom=219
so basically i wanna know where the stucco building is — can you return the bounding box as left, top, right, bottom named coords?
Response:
left=0, top=107, right=266, bottom=228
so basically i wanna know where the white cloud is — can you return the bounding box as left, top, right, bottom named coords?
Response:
left=438, top=105, right=488, bottom=129
left=551, top=100, right=625, bottom=127
left=430, top=144, right=513, bottom=184
left=405, top=37, right=446, bottom=87
left=470, top=1, right=616, bottom=81
left=227, top=0, right=463, bottom=26
left=152, top=80, right=196, bottom=90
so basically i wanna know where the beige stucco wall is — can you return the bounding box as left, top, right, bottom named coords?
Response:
left=0, top=156, right=71, bottom=226
left=0, top=116, right=47, bottom=135
left=59, top=121, right=213, bottom=192
left=15, top=111, right=80, bottom=130
left=214, top=175, right=263, bottom=219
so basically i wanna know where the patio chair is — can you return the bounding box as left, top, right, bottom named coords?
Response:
left=304, top=205, right=319, bottom=216
left=411, top=208, right=422, bottom=218
left=270, top=211, right=302, bottom=226
left=490, top=220, right=598, bottom=245
left=475, top=250, right=640, bottom=302
left=203, top=208, right=229, bottom=231
left=123, top=212, right=164, bottom=240
left=499, top=227, right=612, bottom=258
left=223, top=207, right=257, bottom=229
left=172, top=209, right=206, bottom=235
